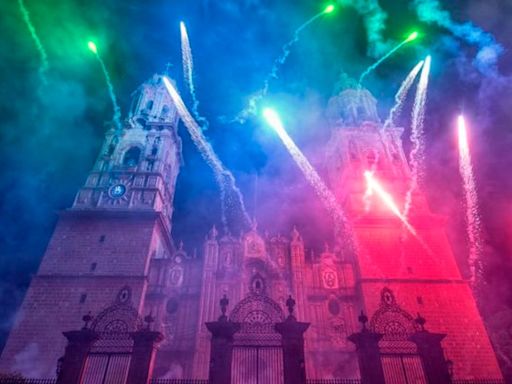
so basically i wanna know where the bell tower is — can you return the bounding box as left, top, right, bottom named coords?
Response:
left=0, top=74, right=183, bottom=377
left=324, top=86, right=503, bottom=380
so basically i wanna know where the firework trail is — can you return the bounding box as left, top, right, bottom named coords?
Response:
left=383, top=60, right=424, bottom=130
left=180, top=21, right=208, bottom=131
left=162, top=77, right=251, bottom=231
left=457, top=115, right=482, bottom=285
left=88, top=42, right=122, bottom=132
left=262, top=108, right=354, bottom=250
left=359, top=32, right=418, bottom=87
left=236, top=6, right=334, bottom=123
left=18, top=0, right=49, bottom=84
left=403, top=55, right=431, bottom=219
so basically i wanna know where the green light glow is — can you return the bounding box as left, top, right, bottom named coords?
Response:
left=324, top=4, right=335, bottom=13
left=406, top=31, right=419, bottom=42
left=87, top=41, right=97, bottom=54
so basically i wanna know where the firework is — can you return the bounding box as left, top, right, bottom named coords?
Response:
left=180, top=21, right=208, bottom=130
left=403, top=55, right=431, bottom=219
left=88, top=41, right=122, bottom=132
left=162, top=77, right=251, bottom=231
left=262, top=107, right=353, bottom=248
left=236, top=5, right=336, bottom=123
left=359, top=31, right=419, bottom=86
left=18, top=0, right=49, bottom=84
left=458, top=115, right=482, bottom=285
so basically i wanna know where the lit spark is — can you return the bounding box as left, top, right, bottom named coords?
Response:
left=236, top=6, right=334, bottom=123
left=180, top=21, right=208, bottom=131
left=383, top=60, right=424, bottom=131
left=18, top=0, right=49, bottom=84
left=262, top=108, right=353, bottom=246
left=403, top=55, right=431, bottom=219
left=359, top=32, right=419, bottom=86
left=162, top=77, right=251, bottom=231
left=88, top=42, right=122, bottom=132
left=458, top=115, right=482, bottom=285
left=364, top=171, right=417, bottom=236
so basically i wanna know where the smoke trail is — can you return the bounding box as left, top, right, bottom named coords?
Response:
left=17, top=0, right=49, bottom=84
left=236, top=8, right=331, bottom=123
left=262, top=108, right=355, bottom=252
left=383, top=60, right=424, bottom=130
left=180, top=21, right=209, bottom=131
left=162, top=77, right=251, bottom=231
left=90, top=45, right=122, bottom=132
left=337, top=0, right=390, bottom=58
left=457, top=115, right=482, bottom=285
left=403, top=55, right=431, bottom=219
left=412, top=0, right=503, bottom=75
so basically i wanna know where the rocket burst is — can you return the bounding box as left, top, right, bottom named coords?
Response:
left=364, top=171, right=417, bottom=236
left=404, top=55, right=431, bottom=219
left=262, top=108, right=353, bottom=247
left=88, top=42, right=122, bottom=132
left=383, top=60, right=424, bottom=131
left=457, top=115, right=482, bottom=285
left=359, top=32, right=419, bottom=86
left=18, top=0, right=49, bottom=84
left=180, top=21, right=208, bottom=130
left=162, top=77, right=251, bottom=231
left=236, top=6, right=334, bottom=123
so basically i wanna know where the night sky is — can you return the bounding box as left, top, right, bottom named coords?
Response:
left=1, top=0, right=512, bottom=375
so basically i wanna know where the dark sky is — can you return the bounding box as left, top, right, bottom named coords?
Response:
left=1, top=0, right=512, bottom=372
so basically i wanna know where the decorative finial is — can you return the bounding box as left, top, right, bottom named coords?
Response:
left=358, top=310, right=368, bottom=330
left=286, top=295, right=296, bottom=318
left=82, top=311, right=93, bottom=330
left=219, top=294, right=229, bottom=321
left=164, top=62, right=173, bottom=75
left=209, top=225, right=218, bottom=240
left=178, top=240, right=184, bottom=252
left=415, top=312, right=426, bottom=331
left=291, top=225, right=300, bottom=241
left=251, top=217, right=258, bottom=231
left=144, top=312, right=155, bottom=330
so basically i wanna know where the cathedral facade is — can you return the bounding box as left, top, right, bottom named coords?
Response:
left=0, top=74, right=504, bottom=382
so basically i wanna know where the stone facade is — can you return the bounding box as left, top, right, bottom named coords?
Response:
left=0, top=75, right=504, bottom=381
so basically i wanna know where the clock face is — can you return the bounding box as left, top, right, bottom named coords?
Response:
left=109, top=184, right=127, bottom=198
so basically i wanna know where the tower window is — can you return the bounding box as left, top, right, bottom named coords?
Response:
left=123, top=147, right=142, bottom=167
left=79, top=293, right=87, bottom=304
left=99, top=235, right=105, bottom=243
left=90, top=262, right=97, bottom=272
left=160, top=105, right=170, bottom=120
left=145, top=100, right=154, bottom=113
left=417, top=296, right=424, bottom=305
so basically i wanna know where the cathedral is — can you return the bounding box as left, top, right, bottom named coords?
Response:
left=0, top=73, right=505, bottom=383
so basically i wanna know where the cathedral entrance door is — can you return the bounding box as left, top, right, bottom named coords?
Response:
left=229, top=294, right=286, bottom=384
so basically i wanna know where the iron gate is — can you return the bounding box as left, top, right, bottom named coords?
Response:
left=381, top=353, right=427, bottom=384
left=231, top=345, right=283, bottom=384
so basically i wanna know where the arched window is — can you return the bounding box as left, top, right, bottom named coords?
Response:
left=123, top=147, right=141, bottom=167
left=160, top=105, right=170, bottom=120
left=145, top=100, right=154, bottom=112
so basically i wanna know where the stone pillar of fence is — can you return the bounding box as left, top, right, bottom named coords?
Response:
left=274, top=296, right=310, bottom=384
left=409, top=314, right=451, bottom=384
left=56, top=313, right=99, bottom=384
left=126, top=314, right=164, bottom=384
left=206, top=295, right=241, bottom=384
left=347, top=311, right=386, bottom=384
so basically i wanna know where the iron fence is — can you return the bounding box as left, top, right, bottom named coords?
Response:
left=150, top=380, right=210, bottom=384
left=306, top=380, right=361, bottom=384
left=0, top=379, right=56, bottom=384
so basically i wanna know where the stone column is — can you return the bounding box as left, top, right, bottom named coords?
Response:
left=56, top=328, right=99, bottom=384
left=126, top=329, right=164, bottom=384
left=274, top=318, right=310, bottom=384
left=206, top=295, right=240, bottom=384
left=409, top=314, right=451, bottom=384
left=347, top=311, right=386, bottom=384
left=206, top=320, right=240, bottom=384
